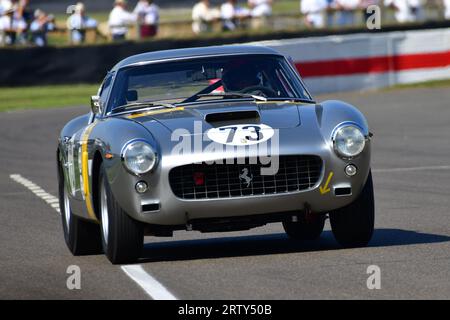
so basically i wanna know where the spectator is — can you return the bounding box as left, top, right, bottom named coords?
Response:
left=384, top=0, right=414, bottom=23
left=30, top=9, right=55, bottom=47
left=221, top=0, right=250, bottom=31
left=192, top=0, right=220, bottom=34
left=0, top=1, right=30, bottom=44
left=0, top=4, right=14, bottom=45
left=0, top=0, right=12, bottom=14
left=360, top=0, right=379, bottom=22
left=133, top=0, right=148, bottom=16
left=301, top=0, right=329, bottom=28
left=133, top=0, right=159, bottom=38
left=408, top=0, right=424, bottom=21
left=0, top=1, right=27, bottom=45
left=11, top=0, right=27, bottom=44
left=445, top=0, right=450, bottom=20
left=221, top=0, right=237, bottom=31
left=248, top=0, right=273, bottom=17
left=108, top=0, right=136, bottom=41
left=335, top=0, right=360, bottom=26
left=248, top=0, right=272, bottom=28
left=18, top=0, right=31, bottom=23
left=67, top=2, right=98, bottom=44
left=324, top=0, right=336, bottom=27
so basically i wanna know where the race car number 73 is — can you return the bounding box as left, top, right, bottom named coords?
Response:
left=207, top=124, right=275, bottom=146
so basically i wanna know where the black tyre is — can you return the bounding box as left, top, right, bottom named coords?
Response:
left=58, top=164, right=102, bottom=255
left=283, top=213, right=325, bottom=241
left=329, top=171, right=375, bottom=248
left=99, top=164, right=144, bottom=264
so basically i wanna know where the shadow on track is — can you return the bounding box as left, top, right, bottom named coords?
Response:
left=139, top=229, right=450, bottom=263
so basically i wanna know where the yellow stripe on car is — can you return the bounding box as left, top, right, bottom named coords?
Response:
left=128, top=107, right=185, bottom=119
left=81, top=123, right=98, bottom=221
left=255, top=100, right=304, bottom=105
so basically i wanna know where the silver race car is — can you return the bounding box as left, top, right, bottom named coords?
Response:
left=57, top=45, right=374, bottom=264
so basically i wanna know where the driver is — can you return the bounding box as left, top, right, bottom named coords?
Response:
left=221, top=63, right=262, bottom=92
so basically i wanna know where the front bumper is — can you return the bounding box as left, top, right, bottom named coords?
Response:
left=107, top=141, right=371, bottom=226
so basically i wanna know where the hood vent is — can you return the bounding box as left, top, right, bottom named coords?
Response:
left=205, top=110, right=260, bottom=125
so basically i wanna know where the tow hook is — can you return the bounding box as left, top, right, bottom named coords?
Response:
left=304, top=203, right=316, bottom=224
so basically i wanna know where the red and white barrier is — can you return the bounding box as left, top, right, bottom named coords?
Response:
left=255, top=28, right=450, bottom=94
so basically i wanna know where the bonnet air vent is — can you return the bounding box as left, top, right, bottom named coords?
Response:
left=205, top=110, right=260, bottom=124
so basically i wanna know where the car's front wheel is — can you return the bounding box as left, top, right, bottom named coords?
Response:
left=59, top=164, right=102, bottom=255
left=329, top=171, right=375, bottom=248
left=99, top=164, right=144, bottom=264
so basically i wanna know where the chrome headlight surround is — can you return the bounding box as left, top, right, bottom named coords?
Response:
left=121, top=140, right=157, bottom=175
left=332, top=123, right=366, bottom=159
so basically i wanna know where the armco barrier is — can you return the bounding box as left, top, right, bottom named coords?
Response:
left=261, top=28, right=450, bottom=93
left=0, top=25, right=449, bottom=94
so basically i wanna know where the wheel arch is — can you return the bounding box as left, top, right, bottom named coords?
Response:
left=319, top=100, right=370, bottom=138
left=56, top=147, right=61, bottom=170
left=56, top=147, right=64, bottom=185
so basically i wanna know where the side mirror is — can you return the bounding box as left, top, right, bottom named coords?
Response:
left=91, top=95, right=101, bottom=114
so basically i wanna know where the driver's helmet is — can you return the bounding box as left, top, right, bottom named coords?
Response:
left=222, top=63, right=261, bottom=92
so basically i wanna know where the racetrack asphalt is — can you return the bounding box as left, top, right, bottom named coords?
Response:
left=1, top=86, right=449, bottom=300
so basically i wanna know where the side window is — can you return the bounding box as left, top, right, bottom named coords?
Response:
left=275, top=69, right=295, bottom=97
left=281, top=60, right=312, bottom=100
left=99, top=74, right=113, bottom=108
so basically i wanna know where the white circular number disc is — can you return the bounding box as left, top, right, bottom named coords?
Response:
left=207, top=124, right=275, bottom=146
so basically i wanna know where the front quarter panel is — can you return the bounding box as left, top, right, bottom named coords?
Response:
left=318, top=99, right=372, bottom=193
left=86, top=117, right=160, bottom=220
left=318, top=100, right=370, bottom=139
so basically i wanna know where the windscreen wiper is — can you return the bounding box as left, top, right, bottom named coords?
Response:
left=197, top=92, right=268, bottom=102
left=111, top=101, right=176, bottom=114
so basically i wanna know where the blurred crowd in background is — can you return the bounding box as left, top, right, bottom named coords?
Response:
left=0, top=0, right=56, bottom=46
left=192, top=0, right=274, bottom=33
left=1, top=0, right=450, bottom=47
left=301, top=0, right=450, bottom=27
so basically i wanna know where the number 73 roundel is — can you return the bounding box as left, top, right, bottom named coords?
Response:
left=207, top=124, right=275, bottom=146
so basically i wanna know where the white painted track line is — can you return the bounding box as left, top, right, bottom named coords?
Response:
left=10, top=174, right=61, bottom=214
left=9, top=173, right=178, bottom=300
left=121, top=265, right=178, bottom=300
left=373, top=165, right=450, bottom=173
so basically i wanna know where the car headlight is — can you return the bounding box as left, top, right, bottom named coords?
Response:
left=333, top=124, right=366, bottom=158
left=122, top=141, right=157, bottom=175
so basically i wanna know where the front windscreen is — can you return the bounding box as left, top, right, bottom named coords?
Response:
left=107, top=54, right=312, bottom=112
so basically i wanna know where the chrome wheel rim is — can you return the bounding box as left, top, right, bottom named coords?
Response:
left=100, top=182, right=109, bottom=245
left=63, top=185, right=71, bottom=232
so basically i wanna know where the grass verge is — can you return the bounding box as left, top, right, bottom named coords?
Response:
left=0, top=84, right=98, bottom=112
left=388, top=78, right=450, bottom=90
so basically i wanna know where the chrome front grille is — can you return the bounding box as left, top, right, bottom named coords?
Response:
left=169, top=155, right=322, bottom=200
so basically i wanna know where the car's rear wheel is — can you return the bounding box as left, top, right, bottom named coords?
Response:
left=99, top=164, right=144, bottom=264
left=329, top=171, right=375, bottom=248
left=59, top=164, right=102, bottom=255
left=283, top=213, right=325, bottom=241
